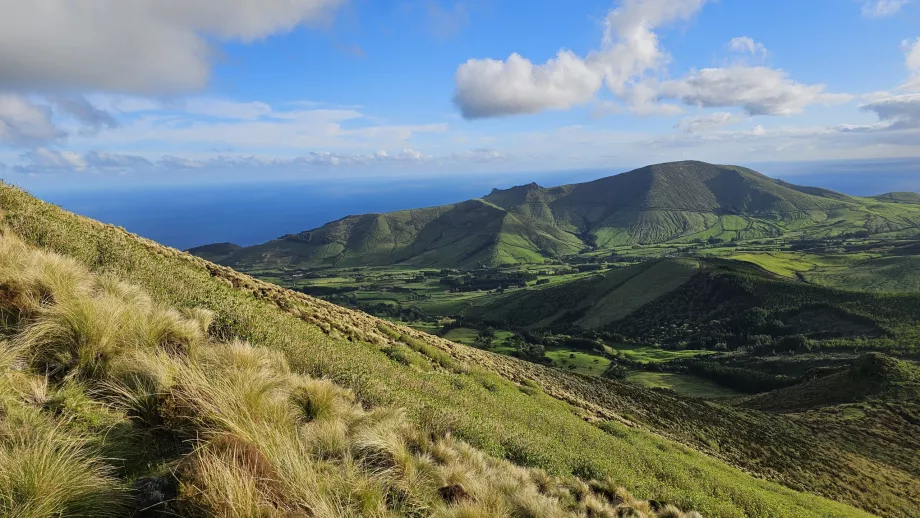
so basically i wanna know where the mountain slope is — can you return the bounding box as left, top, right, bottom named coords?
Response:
left=871, top=192, right=920, bottom=204
left=0, top=230, right=703, bottom=518
left=195, top=161, right=920, bottom=269
left=464, top=259, right=700, bottom=330
left=0, top=183, right=885, bottom=517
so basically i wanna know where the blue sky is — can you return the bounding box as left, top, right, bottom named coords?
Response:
left=1, top=0, right=919, bottom=191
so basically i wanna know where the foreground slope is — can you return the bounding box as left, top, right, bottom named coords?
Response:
left=193, top=161, right=920, bottom=269
left=0, top=183, right=882, bottom=517
left=0, top=232, right=698, bottom=517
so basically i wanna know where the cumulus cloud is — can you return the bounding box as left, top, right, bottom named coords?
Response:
left=862, top=0, right=912, bottom=17
left=453, top=51, right=604, bottom=119
left=658, top=66, right=853, bottom=116
left=453, top=0, right=707, bottom=118
left=728, top=37, right=767, bottom=57
left=0, top=0, right=343, bottom=93
left=860, top=93, right=920, bottom=129
left=0, top=95, right=63, bottom=146
left=675, top=111, right=743, bottom=133
left=593, top=0, right=706, bottom=92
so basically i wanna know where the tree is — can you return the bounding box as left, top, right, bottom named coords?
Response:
left=602, top=362, right=628, bottom=380
left=474, top=327, right=496, bottom=348
left=510, top=336, right=546, bottom=362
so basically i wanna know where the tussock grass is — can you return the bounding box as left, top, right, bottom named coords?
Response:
left=0, top=231, right=696, bottom=517
left=0, top=427, right=123, bottom=518
left=0, top=184, right=884, bottom=517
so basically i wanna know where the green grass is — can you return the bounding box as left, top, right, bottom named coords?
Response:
left=726, top=252, right=817, bottom=278
left=610, top=344, right=716, bottom=364
left=804, top=255, right=920, bottom=293
left=0, top=184, right=892, bottom=517
left=0, top=230, right=708, bottom=518
left=625, top=371, right=742, bottom=399
left=576, top=259, right=698, bottom=328
left=545, top=348, right=611, bottom=376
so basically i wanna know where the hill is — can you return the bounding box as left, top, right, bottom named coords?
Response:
left=0, top=230, right=699, bottom=518
left=737, top=352, right=920, bottom=412
left=464, top=259, right=700, bottom=330
left=194, top=161, right=920, bottom=269
left=460, top=257, right=920, bottom=356
left=871, top=192, right=920, bottom=204
left=0, top=182, right=889, bottom=516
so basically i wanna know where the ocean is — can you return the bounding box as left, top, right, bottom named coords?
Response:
left=26, top=160, right=920, bottom=251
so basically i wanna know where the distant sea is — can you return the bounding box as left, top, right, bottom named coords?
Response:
left=28, top=159, right=920, bottom=251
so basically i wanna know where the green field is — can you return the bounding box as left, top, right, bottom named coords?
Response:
left=626, top=371, right=742, bottom=398
left=545, top=348, right=611, bottom=376
left=610, top=343, right=717, bottom=364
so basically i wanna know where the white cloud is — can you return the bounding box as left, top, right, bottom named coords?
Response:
left=860, top=93, right=920, bottom=129
left=728, top=37, right=767, bottom=57
left=7, top=147, right=506, bottom=175
left=593, top=0, right=707, bottom=92
left=453, top=51, right=604, bottom=119
left=15, top=147, right=87, bottom=173
left=452, top=0, right=707, bottom=118
left=675, top=111, right=743, bottom=133
left=903, top=38, right=920, bottom=90
left=862, top=0, right=912, bottom=18
left=0, top=0, right=343, bottom=93
left=74, top=104, right=445, bottom=153
left=658, top=66, right=853, bottom=116
left=0, top=94, right=62, bottom=145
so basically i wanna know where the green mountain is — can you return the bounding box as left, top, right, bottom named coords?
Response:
left=0, top=181, right=899, bottom=517
left=191, top=161, right=920, bottom=269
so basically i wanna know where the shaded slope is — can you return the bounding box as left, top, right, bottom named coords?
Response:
left=611, top=259, right=920, bottom=351
left=201, top=161, right=920, bottom=269
left=0, top=183, right=879, bottom=517
left=186, top=242, right=241, bottom=263
left=737, top=353, right=920, bottom=412
left=871, top=192, right=920, bottom=204
left=467, top=259, right=699, bottom=330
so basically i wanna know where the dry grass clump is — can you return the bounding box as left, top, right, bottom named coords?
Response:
left=0, top=231, right=698, bottom=517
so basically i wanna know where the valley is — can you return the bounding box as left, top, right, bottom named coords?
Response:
left=3, top=160, right=919, bottom=517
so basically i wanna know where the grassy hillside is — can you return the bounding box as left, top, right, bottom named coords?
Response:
left=871, top=192, right=920, bottom=204
left=465, top=259, right=698, bottom=330
left=0, top=183, right=883, bottom=517
left=192, top=161, right=920, bottom=269
left=612, top=259, right=920, bottom=353
left=0, top=231, right=705, bottom=518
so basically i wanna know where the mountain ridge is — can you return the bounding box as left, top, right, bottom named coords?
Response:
left=190, top=161, right=920, bottom=269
